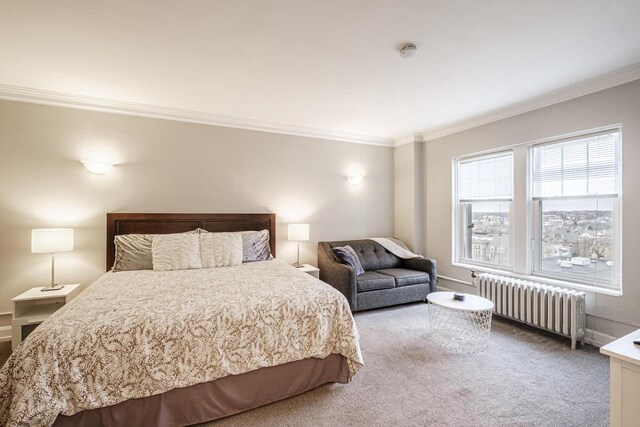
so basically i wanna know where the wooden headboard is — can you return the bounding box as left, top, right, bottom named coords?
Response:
left=106, top=213, right=276, bottom=271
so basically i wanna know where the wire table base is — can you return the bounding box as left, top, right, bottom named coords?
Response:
left=428, top=303, right=493, bottom=353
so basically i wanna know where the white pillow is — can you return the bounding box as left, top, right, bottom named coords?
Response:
left=200, top=232, right=243, bottom=268
left=152, top=234, right=203, bottom=271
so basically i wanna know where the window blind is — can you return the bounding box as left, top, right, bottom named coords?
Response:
left=458, top=152, right=513, bottom=201
left=532, top=131, right=620, bottom=198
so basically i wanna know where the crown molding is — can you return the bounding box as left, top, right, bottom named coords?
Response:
left=4, top=62, right=638, bottom=149
left=0, top=84, right=394, bottom=147
left=393, top=132, right=425, bottom=147
left=403, top=62, right=640, bottom=145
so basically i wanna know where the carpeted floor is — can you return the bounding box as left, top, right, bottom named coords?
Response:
left=204, top=303, right=609, bottom=427
left=0, top=303, right=609, bottom=426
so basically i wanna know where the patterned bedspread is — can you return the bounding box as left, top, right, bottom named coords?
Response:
left=0, top=259, right=363, bottom=426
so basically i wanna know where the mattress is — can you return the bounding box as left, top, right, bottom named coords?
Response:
left=0, top=259, right=363, bottom=426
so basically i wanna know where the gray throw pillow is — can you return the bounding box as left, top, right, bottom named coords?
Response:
left=332, top=245, right=365, bottom=275
left=113, top=230, right=198, bottom=272
left=240, top=230, right=273, bottom=262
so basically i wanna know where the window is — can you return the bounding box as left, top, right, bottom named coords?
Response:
left=531, top=130, right=621, bottom=290
left=451, top=126, right=622, bottom=294
left=454, top=152, right=513, bottom=269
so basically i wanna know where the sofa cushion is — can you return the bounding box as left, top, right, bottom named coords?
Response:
left=326, top=240, right=401, bottom=271
left=356, top=271, right=396, bottom=292
left=377, top=268, right=430, bottom=287
left=357, top=242, right=402, bottom=271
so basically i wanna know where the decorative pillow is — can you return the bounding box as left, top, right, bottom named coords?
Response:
left=332, top=245, right=365, bottom=275
left=240, top=230, right=273, bottom=262
left=113, top=230, right=198, bottom=272
left=199, top=229, right=273, bottom=262
left=200, top=232, right=243, bottom=268
left=151, top=234, right=203, bottom=271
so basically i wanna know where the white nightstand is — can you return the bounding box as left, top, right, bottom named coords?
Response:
left=297, top=264, right=320, bottom=279
left=12, top=284, right=81, bottom=350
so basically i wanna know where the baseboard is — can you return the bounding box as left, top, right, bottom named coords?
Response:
left=0, top=326, right=10, bottom=343
left=584, top=329, right=616, bottom=348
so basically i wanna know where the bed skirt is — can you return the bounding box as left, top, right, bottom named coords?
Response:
left=53, top=354, right=349, bottom=427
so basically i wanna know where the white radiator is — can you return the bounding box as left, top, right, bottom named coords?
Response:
left=478, top=273, right=586, bottom=349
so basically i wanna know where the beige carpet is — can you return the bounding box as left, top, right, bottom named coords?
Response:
left=204, top=303, right=609, bottom=427
left=0, top=303, right=609, bottom=426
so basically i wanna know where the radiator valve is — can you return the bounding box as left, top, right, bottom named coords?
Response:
left=470, top=270, right=478, bottom=287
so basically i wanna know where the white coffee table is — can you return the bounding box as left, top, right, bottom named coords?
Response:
left=427, top=291, right=494, bottom=353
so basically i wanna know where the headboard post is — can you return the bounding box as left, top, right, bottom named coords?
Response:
left=106, top=213, right=276, bottom=271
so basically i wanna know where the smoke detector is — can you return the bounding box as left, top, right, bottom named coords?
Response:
left=399, top=43, right=417, bottom=58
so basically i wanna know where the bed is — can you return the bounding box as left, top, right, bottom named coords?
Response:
left=0, top=213, right=363, bottom=427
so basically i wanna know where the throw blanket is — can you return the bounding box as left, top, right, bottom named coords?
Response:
left=0, top=260, right=363, bottom=427
left=369, top=237, right=423, bottom=259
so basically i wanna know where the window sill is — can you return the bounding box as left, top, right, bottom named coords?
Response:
left=451, top=262, right=622, bottom=297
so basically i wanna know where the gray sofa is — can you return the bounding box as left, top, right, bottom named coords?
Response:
left=318, top=239, right=437, bottom=312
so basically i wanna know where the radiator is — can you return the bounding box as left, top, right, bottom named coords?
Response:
left=478, top=273, right=586, bottom=349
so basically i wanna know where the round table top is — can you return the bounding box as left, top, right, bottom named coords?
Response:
left=427, top=291, right=494, bottom=311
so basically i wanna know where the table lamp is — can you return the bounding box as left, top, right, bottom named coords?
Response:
left=31, top=228, right=74, bottom=291
left=288, top=224, right=309, bottom=268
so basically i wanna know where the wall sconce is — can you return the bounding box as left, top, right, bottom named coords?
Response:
left=81, top=160, right=114, bottom=174
left=346, top=175, right=364, bottom=185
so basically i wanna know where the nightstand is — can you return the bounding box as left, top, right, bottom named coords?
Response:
left=12, top=284, right=81, bottom=350
left=297, top=264, right=320, bottom=279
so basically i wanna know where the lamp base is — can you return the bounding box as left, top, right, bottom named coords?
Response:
left=41, top=284, right=65, bottom=292
left=293, top=262, right=302, bottom=268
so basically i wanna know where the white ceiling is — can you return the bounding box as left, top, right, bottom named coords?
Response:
left=1, top=0, right=640, bottom=145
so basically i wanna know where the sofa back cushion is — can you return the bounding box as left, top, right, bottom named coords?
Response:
left=324, top=239, right=401, bottom=271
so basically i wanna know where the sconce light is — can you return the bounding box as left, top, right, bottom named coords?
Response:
left=81, top=160, right=114, bottom=174
left=346, top=175, right=364, bottom=185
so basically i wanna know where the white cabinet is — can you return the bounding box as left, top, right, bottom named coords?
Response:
left=601, top=329, right=640, bottom=427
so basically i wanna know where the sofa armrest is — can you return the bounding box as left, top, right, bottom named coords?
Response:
left=402, top=257, right=437, bottom=293
left=318, top=242, right=357, bottom=310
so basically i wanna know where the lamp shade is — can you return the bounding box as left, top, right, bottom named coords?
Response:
left=288, top=224, right=309, bottom=241
left=31, top=229, right=74, bottom=253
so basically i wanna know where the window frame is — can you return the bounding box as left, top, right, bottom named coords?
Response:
left=451, top=125, right=623, bottom=296
left=453, top=150, right=515, bottom=271
left=528, top=128, right=622, bottom=291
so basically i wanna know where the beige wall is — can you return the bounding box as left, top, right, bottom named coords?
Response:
left=0, top=100, right=394, bottom=314
left=423, top=79, right=640, bottom=339
left=394, top=143, right=416, bottom=250
left=394, top=140, right=425, bottom=253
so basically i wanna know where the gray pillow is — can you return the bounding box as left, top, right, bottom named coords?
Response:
left=332, top=245, right=365, bottom=275
left=240, top=230, right=273, bottom=262
left=113, top=230, right=198, bottom=272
